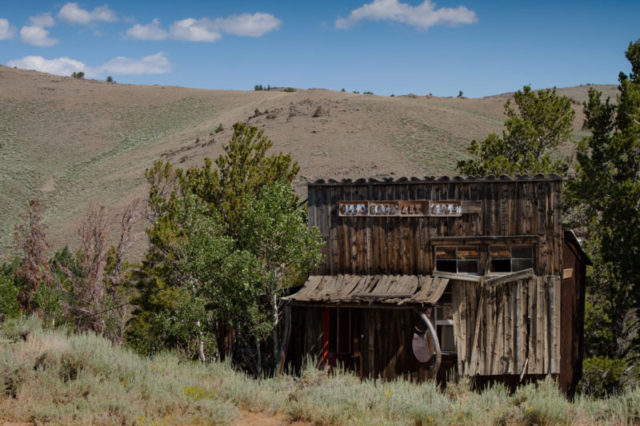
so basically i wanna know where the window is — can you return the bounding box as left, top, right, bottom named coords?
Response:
left=435, top=246, right=479, bottom=274
left=435, top=306, right=455, bottom=352
left=489, top=245, right=535, bottom=273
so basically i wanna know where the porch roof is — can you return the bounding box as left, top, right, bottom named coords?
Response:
left=283, top=274, right=449, bottom=306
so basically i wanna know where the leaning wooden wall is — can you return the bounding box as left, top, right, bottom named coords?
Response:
left=307, top=177, right=563, bottom=277
left=451, top=275, right=561, bottom=377
left=560, top=237, right=587, bottom=396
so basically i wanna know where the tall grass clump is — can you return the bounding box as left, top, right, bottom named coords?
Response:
left=3, top=317, right=640, bottom=424
left=0, top=316, right=237, bottom=425
left=286, top=362, right=456, bottom=424
left=510, top=377, right=575, bottom=425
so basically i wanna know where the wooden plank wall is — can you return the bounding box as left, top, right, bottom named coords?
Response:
left=308, top=179, right=563, bottom=277
left=451, top=275, right=561, bottom=377
left=287, top=306, right=437, bottom=380
left=286, top=306, right=325, bottom=373
left=358, top=309, right=435, bottom=381
left=559, top=238, right=587, bottom=396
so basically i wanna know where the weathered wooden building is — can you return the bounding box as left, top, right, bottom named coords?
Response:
left=282, top=175, right=589, bottom=395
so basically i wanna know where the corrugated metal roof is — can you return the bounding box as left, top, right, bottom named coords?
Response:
left=308, top=174, right=563, bottom=186
left=283, top=274, right=449, bottom=305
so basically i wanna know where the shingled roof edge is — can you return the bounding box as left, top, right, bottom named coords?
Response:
left=308, top=174, right=563, bottom=186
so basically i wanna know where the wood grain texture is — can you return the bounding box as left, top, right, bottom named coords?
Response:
left=308, top=179, right=563, bottom=276
left=451, top=274, right=561, bottom=376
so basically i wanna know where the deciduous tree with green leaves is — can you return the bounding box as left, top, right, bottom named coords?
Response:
left=457, top=85, right=575, bottom=176
left=128, top=123, right=323, bottom=373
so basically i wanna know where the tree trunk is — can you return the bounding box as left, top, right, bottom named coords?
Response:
left=216, top=322, right=234, bottom=361
left=256, top=336, right=262, bottom=378
left=197, top=320, right=206, bottom=362
left=272, top=293, right=279, bottom=365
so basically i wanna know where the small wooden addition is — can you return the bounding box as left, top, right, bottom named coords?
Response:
left=284, top=175, right=589, bottom=395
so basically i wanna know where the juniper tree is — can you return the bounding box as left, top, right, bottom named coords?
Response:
left=457, top=85, right=574, bottom=176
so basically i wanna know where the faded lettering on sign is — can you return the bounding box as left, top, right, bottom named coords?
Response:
left=338, top=200, right=462, bottom=217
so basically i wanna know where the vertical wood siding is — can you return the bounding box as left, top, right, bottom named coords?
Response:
left=308, top=178, right=563, bottom=277
left=451, top=275, right=561, bottom=376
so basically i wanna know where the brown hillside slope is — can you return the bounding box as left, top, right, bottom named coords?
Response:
left=0, top=65, right=618, bottom=258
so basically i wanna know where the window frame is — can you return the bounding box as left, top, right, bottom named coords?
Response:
left=488, top=245, right=535, bottom=274
left=434, top=246, right=480, bottom=275
left=434, top=305, right=455, bottom=353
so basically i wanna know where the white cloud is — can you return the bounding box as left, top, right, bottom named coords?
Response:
left=20, top=25, right=59, bottom=47
left=126, top=18, right=168, bottom=40
left=7, top=56, right=86, bottom=76
left=99, top=52, right=171, bottom=75
left=126, top=12, right=280, bottom=42
left=214, top=13, right=281, bottom=37
left=8, top=52, right=171, bottom=77
left=335, top=0, right=477, bottom=30
left=0, top=18, right=15, bottom=40
left=29, top=13, right=55, bottom=27
left=57, top=2, right=117, bottom=25
left=169, top=18, right=221, bottom=42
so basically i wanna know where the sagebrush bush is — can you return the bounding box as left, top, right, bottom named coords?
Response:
left=2, top=317, right=640, bottom=425
left=0, top=319, right=237, bottom=424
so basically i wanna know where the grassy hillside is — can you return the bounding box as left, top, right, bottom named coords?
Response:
left=1, top=317, right=638, bottom=425
left=0, top=65, right=618, bottom=258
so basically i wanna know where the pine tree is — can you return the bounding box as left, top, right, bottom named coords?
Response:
left=566, top=40, right=640, bottom=361
left=457, top=85, right=574, bottom=176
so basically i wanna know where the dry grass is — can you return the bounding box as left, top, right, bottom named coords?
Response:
left=1, top=317, right=639, bottom=425
left=0, top=66, right=618, bottom=259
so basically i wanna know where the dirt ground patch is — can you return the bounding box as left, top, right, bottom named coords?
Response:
left=235, top=411, right=309, bottom=426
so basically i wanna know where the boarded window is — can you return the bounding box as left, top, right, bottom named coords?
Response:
left=490, top=245, right=535, bottom=273
left=435, top=246, right=479, bottom=274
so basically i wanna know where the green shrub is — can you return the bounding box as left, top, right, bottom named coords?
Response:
left=580, top=356, right=627, bottom=397
left=584, top=299, right=616, bottom=356
left=126, top=287, right=214, bottom=358
left=32, top=282, right=65, bottom=327
left=283, top=87, right=296, bottom=92
left=215, top=123, right=224, bottom=133
left=0, top=267, right=19, bottom=318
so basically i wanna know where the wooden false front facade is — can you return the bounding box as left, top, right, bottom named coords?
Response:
left=284, top=175, right=587, bottom=395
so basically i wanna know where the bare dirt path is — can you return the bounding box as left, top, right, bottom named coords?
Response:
left=235, top=411, right=309, bottom=426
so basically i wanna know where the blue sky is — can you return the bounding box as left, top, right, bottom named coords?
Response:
left=0, top=0, right=638, bottom=97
